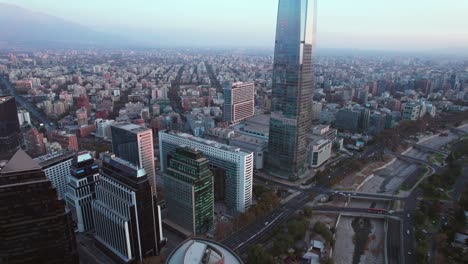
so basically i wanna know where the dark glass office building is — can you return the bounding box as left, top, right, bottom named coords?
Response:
left=0, top=149, right=79, bottom=264
left=164, top=147, right=214, bottom=235
left=65, top=151, right=100, bottom=232
left=267, top=0, right=317, bottom=179
left=111, top=123, right=156, bottom=194
left=92, top=153, right=164, bottom=263
left=0, top=96, right=21, bottom=160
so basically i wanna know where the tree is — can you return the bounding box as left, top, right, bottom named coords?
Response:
left=272, top=233, right=294, bottom=254
left=320, top=257, right=334, bottom=264
left=303, top=206, right=313, bottom=217
left=288, top=217, right=309, bottom=240
left=414, top=211, right=425, bottom=226
left=247, top=245, right=274, bottom=264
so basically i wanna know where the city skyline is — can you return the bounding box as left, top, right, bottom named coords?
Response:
left=0, top=0, right=467, bottom=51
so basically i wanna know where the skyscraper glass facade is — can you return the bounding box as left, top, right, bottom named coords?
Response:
left=164, top=147, right=214, bottom=235
left=111, top=123, right=156, bottom=193
left=267, top=0, right=317, bottom=179
left=0, top=96, right=21, bottom=160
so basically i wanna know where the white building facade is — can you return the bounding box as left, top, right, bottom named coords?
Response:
left=159, top=130, right=253, bottom=212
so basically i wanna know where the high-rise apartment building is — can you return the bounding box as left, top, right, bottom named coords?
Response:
left=65, top=151, right=99, bottom=232
left=92, top=153, right=163, bottom=263
left=17, top=109, right=31, bottom=126
left=402, top=102, right=421, bottom=121
left=223, top=82, right=255, bottom=124
left=312, top=101, right=323, bottom=121
left=267, top=0, right=317, bottom=180
left=0, top=96, right=21, bottom=160
left=0, top=149, right=79, bottom=264
left=111, top=123, right=156, bottom=193
left=163, top=147, right=214, bottom=235
left=159, top=130, right=253, bottom=212
left=34, top=149, right=75, bottom=199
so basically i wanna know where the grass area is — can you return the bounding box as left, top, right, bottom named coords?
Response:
left=428, top=153, right=445, bottom=164
left=399, top=166, right=430, bottom=192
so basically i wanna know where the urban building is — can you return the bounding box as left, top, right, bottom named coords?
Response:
left=0, top=96, right=21, bottom=160
left=312, top=101, right=323, bottom=121
left=335, top=108, right=361, bottom=132
left=0, top=149, right=79, bottom=264
left=309, top=125, right=333, bottom=168
left=17, top=109, right=31, bottom=126
left=230, top=134, right=268, bottom=170
left=47, top=130, right=79, bottom=151
left=223, top=82, right=255, bottom=124
left=22, top=125, right=46, bottom=157
left=369, top=112, right=386, bottom=135
left=95, top=119, right=114, bottom=140
left=111, top=123, right=156, bottom=194
left=165, top=238, right=242, bottom=264
left=267, top=0, right=317, bottom=179
left=163, top=147, right=214, bottom=235
left=159, top=130, right=253, bottom=212
left=34, top=149, right=75, bottom=199
left=232, top=114, right=270, bottom=140
left=402, top=102, right=421, bottom=121
left=308, top=138, right=332, bottom=168
left=76, top=108, right=88, bottom=126
left=92, top=153, right=164, bottom=263
left=65, top=151, right=99, bottom=232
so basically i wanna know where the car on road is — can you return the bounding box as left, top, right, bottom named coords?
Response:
left=265, top=222, right=269, bottom=226
left=388, top=210, right=394, bottom=214
left=407, top=213, right=411, bottom=218
left=422, top=229, right=428, bottom=234
left=406, top=229, right=410, bottom=235
left=408, top=251, right=412, bottom=255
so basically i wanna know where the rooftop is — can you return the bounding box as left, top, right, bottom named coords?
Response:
left=163, top=130, right=250, bottom=156
left=34, top=150, right=75, bottom=168
left=1, top=149, right=41, bottom=174
left=0, top=96, right=14, bottom=104
left=102, top=153, right=146, bottom=178
left=113, top=122, right=149, bottom=133
left=243, top=114, right=270, bottom=126
left=231, top=134, right=267, bottom=147
left=165, top=238, right=242, bottom=264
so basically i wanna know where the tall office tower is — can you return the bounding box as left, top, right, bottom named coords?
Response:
left=0, top=96, right=21, bottom=160
left=111, top=123, right=156, bottom=194
left=223, top=82, right=255, bottom=124
left=34, top=149, right=75, bottom=199
left=267, top=0, right=317, bottom=180
left=92, top=153, right=163, bottom=263
left=0, top=149, right=79, bottom=264
left=65, top=151, right=99, bottom=232
left=159, top=130, right=253, bottom=212
left=164, top=147, right=214, bottom=235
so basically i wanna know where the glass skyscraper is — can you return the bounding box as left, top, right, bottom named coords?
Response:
left=0, top=96, right=21, bottom=160
left=111, top=123, right=156, bottom=194
left=267, top=0, right=317, bottom=180
left=163, top=147, right=214, bottom=235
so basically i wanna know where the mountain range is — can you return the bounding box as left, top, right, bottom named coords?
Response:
left=0, top=3, right=127, bottom=47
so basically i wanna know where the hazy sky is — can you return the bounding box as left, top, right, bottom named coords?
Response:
left=1, top=0, right=468, bottom=51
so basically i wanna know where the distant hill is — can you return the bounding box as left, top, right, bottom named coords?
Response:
left=0, top=3, right=126, bottom=47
